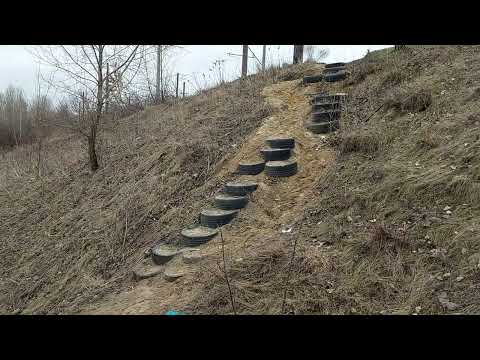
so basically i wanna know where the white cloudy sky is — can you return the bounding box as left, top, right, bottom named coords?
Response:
left=0, top=45, right=391, bottom=99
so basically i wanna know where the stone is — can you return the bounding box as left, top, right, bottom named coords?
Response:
left=132, top=259, right=164, bottom=281
left=164, top=268, right=185, bottom=282
left=182, top=250, right=203, bottom=264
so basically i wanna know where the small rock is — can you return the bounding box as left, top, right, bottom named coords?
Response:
left=443, top=272, right=451, bottom=278
left=450, top=165, right=457, bottom=170
left=326, top=288, right=334, bottom=294
left=164, top=268, right=185, bottom=282
left=443, top=206, right=451, bottom=211
left=438, top=292, right=460, bottom=311
left=415, top=306, right=422, bottom=313
left=461, top=248, right=467, bottom=255
left=445, top=210, right=452, bottom=215
left=456, top=276, right=464, bottom=282
left=182, top=250, right=203, bottom=264
left=347, top=216, right=353, bottom=222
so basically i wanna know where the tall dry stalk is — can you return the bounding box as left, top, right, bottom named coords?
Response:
left=219, top=228, right=236, bottom=315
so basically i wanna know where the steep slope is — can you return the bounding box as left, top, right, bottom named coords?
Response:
left=89, top=45, right=480, bottom=315
left=186, top=45, right=480, bottom=315
left=3, top=46, right=480, bottom=315
left=81, top=66, right=334, bottom=314
left=0, top=64, right=318, bottom=314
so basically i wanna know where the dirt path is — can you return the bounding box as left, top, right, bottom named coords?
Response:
left=81, top=77, right=335, bottom=314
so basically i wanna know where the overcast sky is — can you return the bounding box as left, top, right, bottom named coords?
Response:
left=0, top=45, right=391, bottom=99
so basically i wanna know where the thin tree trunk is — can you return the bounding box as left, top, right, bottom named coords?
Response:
left=88, top=124, right=99, bottom=171
left=293, top=45, right=304, bottom=64
left=90, top=45, right=104, bottom=172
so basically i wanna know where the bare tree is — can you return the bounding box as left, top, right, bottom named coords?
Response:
left=304, top=46, right=329, bottom=62
left=32, top=45, right=142, bottom=171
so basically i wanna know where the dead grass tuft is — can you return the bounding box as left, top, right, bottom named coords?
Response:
left=337, top=130, right=382, bottom=155
left=385, top=89, right=432, bottom=114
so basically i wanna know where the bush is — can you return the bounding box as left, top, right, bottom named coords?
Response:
left=385, top=89, right=432, bottom=114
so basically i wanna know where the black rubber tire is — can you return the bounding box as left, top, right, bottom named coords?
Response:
left=224, top=181, right=258, bottom=196
left=261, top=148, right=291, bottom=161
left=312, top=102, right=341, bottom=112
left=323, top=66, right=346, bottom=74
left=181, top=226, right=219, bottom=247
left=200, top=208, right=238, bottom=228
left=214, top=194, right=248, bottom=210
left=325, top=62, right=346, bottom=69
left=306, top=120, right=340, bottom=134
left=311, top=93, right=348, bottom=104
left=265, top=159, right=298, bottom=177
left=312, top=110, right=341, bottom=123
left=303, top=74, right=323, bottom=85
left=265, top=137, right=295, bottom=149
left=151, top=245, right=179, bottom=265
left=236, top=160, right=265, bottom=175
left=324, top=71, right=347, bottom=83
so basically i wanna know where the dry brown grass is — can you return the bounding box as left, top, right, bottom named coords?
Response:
left=187, top=46, right=480, bottom=315
left=336, top=130, right=382, bottom=155
left=0, top=64, right=318, bottom=314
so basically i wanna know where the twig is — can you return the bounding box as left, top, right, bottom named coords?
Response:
left=281, top=235, right=299, bottom=314
left=219, top=228, right=236, bottom=315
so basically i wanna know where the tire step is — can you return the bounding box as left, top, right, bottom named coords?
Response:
left=261, top=147, right=291, bottom=161
left=303, top=74, right=323, bottom=85
left=151, top=244, right=181, bottom=265
left=214, top=194, right=248, bottom=210
left=236, top=160, right=265, bottom=175
left=224, top=181, right=258, bottom=196
left=200, top=208, right=239, bottom=228
left=306, top=120, right=340, bottom=134
left=132, top=258, right=164, bottom=281
left=311, top=93, right=348, bottom=104
left=265, top=137, right=295, bottom=149
left=312, top=102, right=341, bottom=112
left=265, top=159, right=298, bottom=178
left=323, top=66, right=346, bottom=74
left=181, top=226, right=218, bottom=247
left=324, top=71, right=347, bottom=83
left=325, top=62, right=346, bottom=68
left=164, top=268, right=185, bottom=282
left=312, top=110, right=341, bottom=123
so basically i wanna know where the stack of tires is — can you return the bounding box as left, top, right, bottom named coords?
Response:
left=261, top=137, right=298, bottom=178
left=302, top=62, right=348, bottom=85
left=306, top=93, right=347, bottom=134
left=322, top=62, right=347, bottom=83
left=178, top=136, right=298, bottom=248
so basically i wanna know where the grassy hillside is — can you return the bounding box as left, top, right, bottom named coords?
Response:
left=188, top=46, right=480, bottom=314
left=3, top=46, right=480, bottom=315
left=0, top=64, right=315, bottom=314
